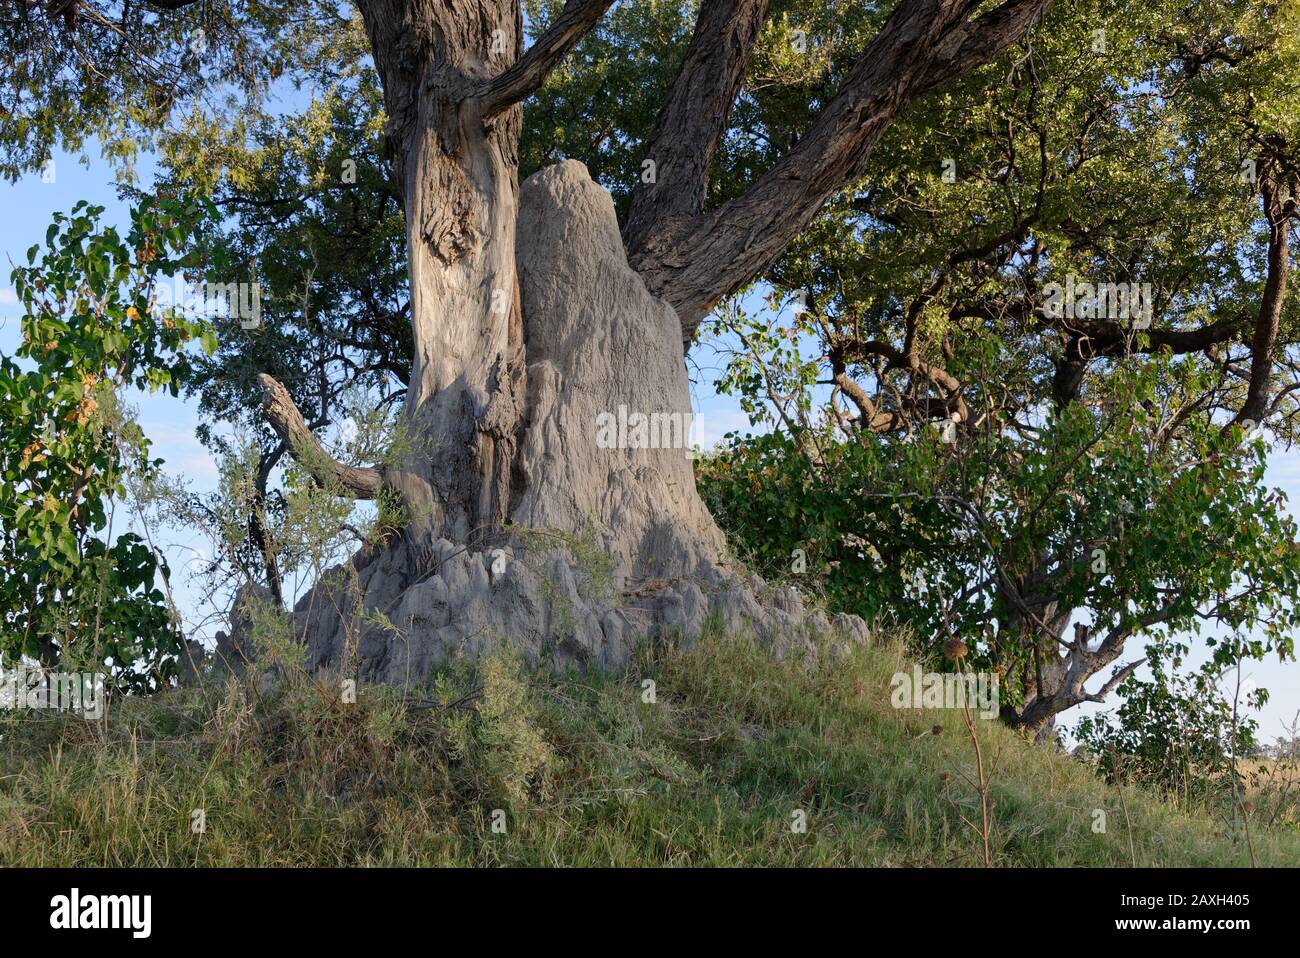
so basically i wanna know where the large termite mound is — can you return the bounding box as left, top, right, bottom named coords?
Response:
left=251, top=161, right=866, bottom=682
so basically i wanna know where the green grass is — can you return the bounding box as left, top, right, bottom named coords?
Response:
left=1, top=630, right=1295, bottom=866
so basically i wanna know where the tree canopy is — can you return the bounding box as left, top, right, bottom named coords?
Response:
left=2, top=0, right=1297, bottom=740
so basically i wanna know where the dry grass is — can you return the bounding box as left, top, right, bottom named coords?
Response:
left=1, top=630, right=1296, bottom=866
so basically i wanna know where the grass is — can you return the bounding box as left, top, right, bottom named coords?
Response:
left=1, top=629, right=1295, bottom=866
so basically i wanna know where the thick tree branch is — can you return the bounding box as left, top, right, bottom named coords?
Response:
left=1082, top=658, right=1146, bottom=704
left=623, top=0, right=770, bottom=249
left=1048, top=168, right=1292, bottom=417
left=629, top=0, right=1052, bottom=341
left=1048, top=306, right=1248, bottom=406
left=1234, top=169, right=1293, bottom=426
left=840, top=337, right=970, bottom=424
left=910, top=0, right=1053, bottom=97
left=834, top=369, right=902, bottom=432
left=1056, top=313, right=1245, bottom=359
left=258, top=372, right=384, bottom=500
left=479, top=0, right=616, bottom=119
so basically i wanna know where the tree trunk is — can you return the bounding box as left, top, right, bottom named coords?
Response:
left=290, top=157, right=864, bottom=680
left=997, top=587, right=1073, bottom=743
left=998, top=589, right=1146, bottom=743
left=282, top=0, right=866, bottom=673
left=376, top=3, right=529, bottom=542
left=250, top=0, right=1051, bottom=682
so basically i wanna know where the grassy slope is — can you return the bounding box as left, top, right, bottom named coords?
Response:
left=1, top=631, right=1295, bottom=866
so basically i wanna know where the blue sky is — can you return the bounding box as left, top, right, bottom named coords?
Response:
left=3, top=145, right=1297, bottom=744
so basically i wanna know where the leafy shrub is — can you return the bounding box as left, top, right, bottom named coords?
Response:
left=0, top=196, right=215, bottom=687
left=1073, top=642, right=1260, bottom=809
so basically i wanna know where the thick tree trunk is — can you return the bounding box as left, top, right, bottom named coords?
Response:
left=303, top=4, right=840, bottom=679
left=370, top=1, right=529, bottom=543
left=999, top=600, right=1072, bottom=743
left=401, top=109, right=526, bottom=541
left=249, top=0, right=1050, bottom=682
left=290, top=159, right=864, bottom=680
left=998, top=590, right=1145, bottom=743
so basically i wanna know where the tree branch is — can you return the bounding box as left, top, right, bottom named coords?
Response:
left=1054, top=312, right=1245, bottom=361
left=623, top=0, right=770, bottom=249
left=1233, top=167, right=1294, bottom=426
left=479, top=0, right=616, bottom=119
left=629, top=0, right=1052, bottom=341
left=910, top=0, right=1053, bottom=97
left=257, top=372, right=384, bottom=500
left=1083, top=658, right=1146, bottom=704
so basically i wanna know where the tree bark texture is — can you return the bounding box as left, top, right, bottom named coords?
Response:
left=253, top=0, right=1052, bottom=680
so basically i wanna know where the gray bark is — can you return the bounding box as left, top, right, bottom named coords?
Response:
left=628, top=0, right=1053, bottom=339
left=293, top=160, right=867, bottom=679
left=258, top=0, right=1051, bottom=679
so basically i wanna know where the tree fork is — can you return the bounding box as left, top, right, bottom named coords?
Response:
left=243, top=0, right=1056, bottom=682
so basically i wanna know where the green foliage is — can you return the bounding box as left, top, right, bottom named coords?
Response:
left=698, top=0, right=1300, bottom=733
left=150, top=55, right=411, bottom=597
left=520, top=0, right=696, bottom=212
left=698, top=355, right=1300, bottom=717
left=0, top=0, right=358, bottom=182
left=445, top=647, right=555, bottom=809
left=1074, top=641, right=1261, bottom=809
left=173, top=67, right=410, bottom=463
left=0, top=195, right=214, bottom=684
left=3, top=0, right=1296, bottom=754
